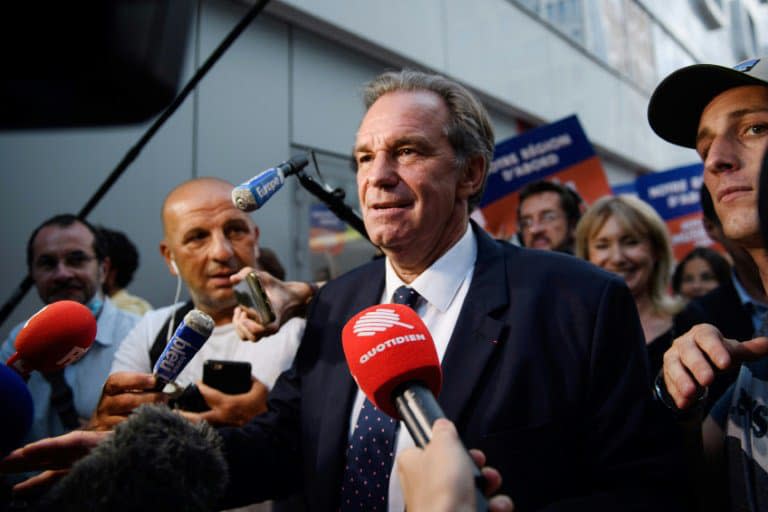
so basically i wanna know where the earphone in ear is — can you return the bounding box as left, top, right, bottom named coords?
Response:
left=170, top=259, right=179, bottom=274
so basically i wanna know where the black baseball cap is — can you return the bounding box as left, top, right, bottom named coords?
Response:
left=648, top=57, right=768, bottom=149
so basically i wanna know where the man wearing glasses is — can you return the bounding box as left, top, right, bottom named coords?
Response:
left=0, top=214, right=139, bottom=443
left=516, top=180, right=583, bottom=253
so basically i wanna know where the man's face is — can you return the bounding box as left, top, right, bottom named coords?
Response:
left=161, top=187, right=259, bottom=317
left=518, top=191, right=571, bottom=250
left=697, top=85, right=768, bottom=249
left=30, top=222, right=105, bottom=305
left=354, top=90, right=480, bottom=266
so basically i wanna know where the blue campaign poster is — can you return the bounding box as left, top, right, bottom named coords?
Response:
left=477, top=115, right=610, bottom=239
left=634, top=163, right=712, bottom=259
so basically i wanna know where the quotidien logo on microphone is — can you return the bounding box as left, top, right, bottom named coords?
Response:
left=353, top=308, right=426, bottom=364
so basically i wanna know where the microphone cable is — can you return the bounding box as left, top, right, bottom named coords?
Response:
left=165, top=271, right=185, bottom=345
left=295, top=150, right=370, bottom=241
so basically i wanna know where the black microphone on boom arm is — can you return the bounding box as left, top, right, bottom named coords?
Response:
left=231, top=152, right=369, bottom=242
left=295, top=171, right=369, bottom=241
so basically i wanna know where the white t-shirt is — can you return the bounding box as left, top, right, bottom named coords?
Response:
left=110, top=304, right=304, bottom=389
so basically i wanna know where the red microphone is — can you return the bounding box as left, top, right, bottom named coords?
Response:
left=6, top=300, right=97, bottom=377
left=342, top=303, right=441, bottom=423
left=342, top=304, right=488, bottom=510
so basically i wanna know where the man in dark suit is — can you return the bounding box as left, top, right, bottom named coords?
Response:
left=219, top=70, right=684, bottom=511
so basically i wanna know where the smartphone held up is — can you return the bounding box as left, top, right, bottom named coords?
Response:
left=234, top=272, right=276, bottom=325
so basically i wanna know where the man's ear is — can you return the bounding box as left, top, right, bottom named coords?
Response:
left=457, top=156, right=486, bottom=201
left=159, top=241, right=177, bottom=276
left=98, top=256, right=111, bottom=286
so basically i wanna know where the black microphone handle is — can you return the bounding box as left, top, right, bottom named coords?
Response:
left=278, top=155, right=310, bottom=177
left=393, top=382, right=488, bottom=512
left=295, top=171, right=369, bottom=241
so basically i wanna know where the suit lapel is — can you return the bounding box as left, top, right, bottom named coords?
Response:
left=440, top=227, right=509, bottom=424
left=314, top=262, right=385, bottom=509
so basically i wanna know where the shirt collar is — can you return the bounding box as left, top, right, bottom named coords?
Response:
left=733, top=271, right=750, bottom=306
left=732, top=271, right=767, bottom=308
left=86, top=292, right=105, bottom=319
left=92, top=297, right=113, bottom=347
left=384, top=224, right=477, bottom=312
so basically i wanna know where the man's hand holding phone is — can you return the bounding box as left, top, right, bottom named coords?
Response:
left=179, top=377, right=268, bottom=427
left=233, top=270, right=276, bottom=324
left=177, top=359, right=267, bottom=426
left=231, top=267, right=318, bottom=342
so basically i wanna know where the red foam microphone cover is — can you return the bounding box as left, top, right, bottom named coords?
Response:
left=342, top=304, right=442, bottom=419
left=7, top=300, right=97, bottom=375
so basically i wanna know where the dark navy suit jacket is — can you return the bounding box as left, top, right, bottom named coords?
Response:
left=220, top=224, right=685, bottom=511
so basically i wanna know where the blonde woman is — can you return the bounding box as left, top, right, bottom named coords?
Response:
left=575, top=195, right=683, bottom=379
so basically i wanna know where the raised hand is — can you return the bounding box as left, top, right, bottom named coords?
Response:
left=663, top=323, right=768, bottom=409
left=89, top=372, right=167, bottom=430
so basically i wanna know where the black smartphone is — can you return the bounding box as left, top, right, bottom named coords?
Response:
left=203, top=359, right=252, bottom=395
left=233, top=271, right=276, bottom=324
left=173, top=360, right=253, bottom=412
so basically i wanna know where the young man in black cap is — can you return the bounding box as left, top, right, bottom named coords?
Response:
left=649, top=57, right=768, bottom=510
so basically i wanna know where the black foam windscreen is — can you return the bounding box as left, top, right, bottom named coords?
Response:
left=37, top=404, right=227, bottom=512
left=0, top=1, right=192, bottom=129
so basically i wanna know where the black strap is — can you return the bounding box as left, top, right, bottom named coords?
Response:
left=149, top=301, right=195, bottom=368
left=42, top=370, right=81, bottom=430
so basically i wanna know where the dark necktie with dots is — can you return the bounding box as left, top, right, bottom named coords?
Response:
left=339, top=286, right=422, bottom=511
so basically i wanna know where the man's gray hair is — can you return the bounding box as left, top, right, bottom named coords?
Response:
left=363, top=69, right=495, bottom=209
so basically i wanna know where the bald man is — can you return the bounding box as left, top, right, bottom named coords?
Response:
left=91, top=178, right=305, bottom=429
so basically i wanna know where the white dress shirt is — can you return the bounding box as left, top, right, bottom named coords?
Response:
left=346, top=224, right=478, bottom=512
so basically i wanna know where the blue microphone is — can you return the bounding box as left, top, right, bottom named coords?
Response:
left=231, top=155, right=309, bottom=212
left=153, top=309, right=214, bottom=390
left=0, top=363, right=34, bottom=458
